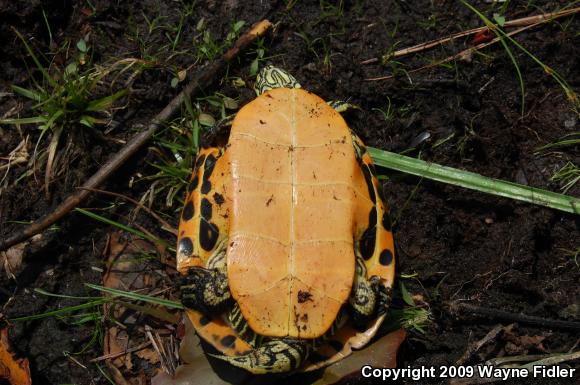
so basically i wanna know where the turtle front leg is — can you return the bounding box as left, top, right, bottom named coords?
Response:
left=349, top=255, right=390, bottom=325
left=181, top=247, right=231, bottom=314
left=181, top=266, right=231, bottom=315
left=211, top=338, right=310, bottom=374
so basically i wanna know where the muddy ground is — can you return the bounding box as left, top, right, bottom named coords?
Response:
left=0, top=1, right=578, bottom=384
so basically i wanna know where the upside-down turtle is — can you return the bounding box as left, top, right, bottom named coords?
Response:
left=176, top=66, right=395, bottom=374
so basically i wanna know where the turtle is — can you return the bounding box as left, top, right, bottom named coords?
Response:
left=176, top=66, right=395, bottom=374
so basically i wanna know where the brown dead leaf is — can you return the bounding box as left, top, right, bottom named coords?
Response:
left=0, top=328, right=31, bottom=385
left=101, top=231, right=180, bottom=383
left=1, top=234, right=43, bottom=279
left=312, top=329, right=407, bottom=385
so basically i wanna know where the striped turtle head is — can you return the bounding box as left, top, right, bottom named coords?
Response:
left=255, top=66, right=301, bottom=95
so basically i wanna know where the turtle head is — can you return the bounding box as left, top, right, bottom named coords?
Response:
left=255, top=66, right=301, bottom=95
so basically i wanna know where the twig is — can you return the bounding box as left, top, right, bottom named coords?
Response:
left=448, top=301, right=580, bottom=331
left=90, top=341, right=152, bottom=362
left=366, top=22, right=538, bottom=81
left=0, top=20, right=272, bottom=252
left=361, top=7, right=580, bottom=65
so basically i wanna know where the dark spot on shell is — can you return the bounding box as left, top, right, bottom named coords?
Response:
left=199, top=221, right=219, bottom=251
left=182, top=201, right=194, bottom=221
left=188, top=175, right=199, bottom=192
left=213, top=192, right=225, bottom=205
left=359, top=227, right=376, bottom=260
left=195, top=154, right=206, bottom=170
left=362, top=164, right=376, bottom=204
left=259, top=119, right=266, bottom=124
left=377, top=184, right=386, bottom=202
left=368, top=207, right=377, bottom=228
left=199, top=315, right=211, bottom=326
left=379, top=249, right=394, bottom=266
left=201, top=179, right=212, bottom=194
left=178, top=237, right=193, bottom=256
left=297, top=290, right=313, bottom=303
left=201, top=198, right=212, bottom=220
left=220, top=335, right=236, bottom=348
left=382, top=212, right=392, bottom=231
left=204, top=154, right=217, bottom=178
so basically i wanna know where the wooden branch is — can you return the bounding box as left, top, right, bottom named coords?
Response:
left=0, top=19, right=272, bottom=252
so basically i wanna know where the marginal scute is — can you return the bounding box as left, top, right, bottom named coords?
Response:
left=368, top=207, right=377, bottom=227
left=201, top=198, right=213, bottom=220
left=221, top=335, right=237, bottom=348
left=382, top=211, right=392, bottom=231
left=189, top=175, right=199, bottom=192
left=199, top=221, right=219, bottom=251
left=204, top=154, right=217, bottom=177
left=201, top=179, right=212, bottom=194
left=178, top=237, right=193, bottom=257
left=359, top=226, right=376, bottom=260
left=195, top=154, right=206, bottom=170
left=182, top=200, right=194, bottom=221
left=379, top=249, right=393, bottom=266
left=361, top=164, right=376, bottom=204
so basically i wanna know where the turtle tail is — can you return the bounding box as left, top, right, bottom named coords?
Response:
left=210, top=338, right=310, bottom=374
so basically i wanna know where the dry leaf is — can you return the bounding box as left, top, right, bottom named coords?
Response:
left=312, top=329, right=406, bottom=385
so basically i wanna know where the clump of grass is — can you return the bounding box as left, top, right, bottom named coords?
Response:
left=0, top=29, right=127, bottom=195
left=142, top=92, right=239, bottom=209
left=550, top=162, right=580, bottom=194
left=392, top=280, right=433, bottom=334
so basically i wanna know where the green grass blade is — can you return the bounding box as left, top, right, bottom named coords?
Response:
left=368, top=147, right=580, bottom=215
left=75, top=208, right=171, bottom=248
left=85, top=89, right=128, bottom=112
left=12, top=28, right=58, bottom=88
left=0, top=116, right=47, bottom=125
left=85, top=284, right=184, bottom=309
left=10, top=298, right=110, bottom=322
left=460, top=0, right=526, bottom=114
left=11, top=85, right=44, bottom=101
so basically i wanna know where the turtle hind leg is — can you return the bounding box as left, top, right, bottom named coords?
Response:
left=211, top=339, right=310, bottom=374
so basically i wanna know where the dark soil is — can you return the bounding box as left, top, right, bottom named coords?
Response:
left=0, top=1, right=578, bottom=384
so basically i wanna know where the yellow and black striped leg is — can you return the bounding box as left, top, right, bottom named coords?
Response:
left=181, top=266, right=231, bottom=315
left=181, top=249, right=231, bottom=314
left=228, top=303, right=262, bottom=347
left=211, top=338, right=310, bottom=374
left=327, top=99, right=360, bottom=113
left=349, top=255, right=389, bottom=325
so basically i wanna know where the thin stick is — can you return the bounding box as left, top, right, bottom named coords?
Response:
left=360, top=7, right=580, bottom=65
left=0, top=20, right=272, bottom=252
left=366, top=22, right=538, bottom=82
left=449, top=302, right=580, bottom=331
